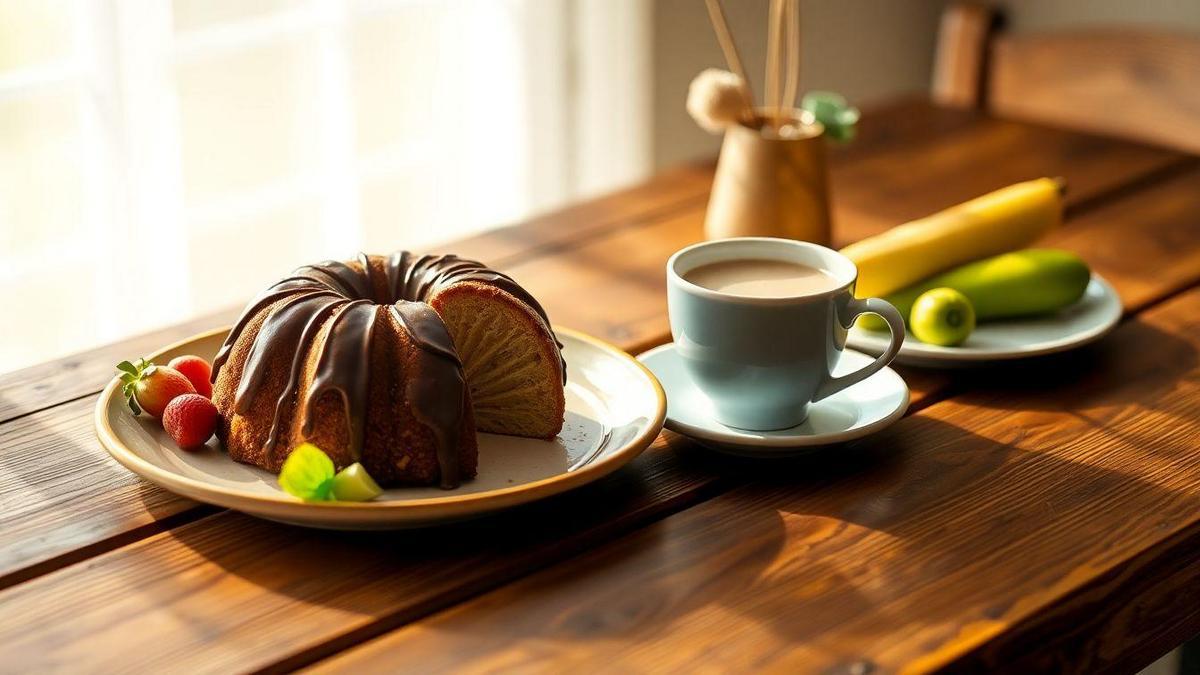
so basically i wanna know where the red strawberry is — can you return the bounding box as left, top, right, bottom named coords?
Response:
left=168, top=355, right=213, bottom=398
left=162, top=394, right=218, bottom=450
left=116, top=358, right=196, bottom=418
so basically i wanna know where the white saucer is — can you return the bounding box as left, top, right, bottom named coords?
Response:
left=637, top=343, right=909, bottom=457
left=847, top=274, right=1121, bottom=368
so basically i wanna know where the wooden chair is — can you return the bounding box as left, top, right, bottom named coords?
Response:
left=932, top=2, right=1200, bottom=154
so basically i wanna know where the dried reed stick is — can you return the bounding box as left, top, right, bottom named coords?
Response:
left=703, top=0, right=756, bottom=122
left=765, top=0, right=786, bottom=129
left=781, top=0, right=801, bottom=120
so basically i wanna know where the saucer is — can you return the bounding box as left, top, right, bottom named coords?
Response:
left=637, top=343, right=909, bottom=457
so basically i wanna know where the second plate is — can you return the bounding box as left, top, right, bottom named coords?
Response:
left=847, top=274, right=1121, bottom=367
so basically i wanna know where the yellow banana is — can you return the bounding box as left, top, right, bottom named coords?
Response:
left=841, top=177, right=1064, bottom=299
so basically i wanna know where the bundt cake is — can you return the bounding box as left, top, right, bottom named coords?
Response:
left=210, top=251, right=566, bottom=489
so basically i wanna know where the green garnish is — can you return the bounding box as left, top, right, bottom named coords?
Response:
left=802, top=91, right=859, bottom=143
left=278, top=443, right=336, bottom=501
left=278, top=444, right=383, bottom=502
left=331, top=463, right=384, bottom=502
left=116, top=358, right=155, bottom=415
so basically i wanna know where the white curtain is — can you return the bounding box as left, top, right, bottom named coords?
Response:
left=0, top=0, right=651, bottom=374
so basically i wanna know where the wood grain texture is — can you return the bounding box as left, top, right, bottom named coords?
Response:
left=0, top=309, right=240, bottom=425
left=990, top=29, right=1200, bottom=155
left=0, top=432, right=731, bottom=674
left=449, top=162, right=714, bottom=266
left=1048, top=168, right=1200, bottom=311
left=0, top=396, right=205, bottom=588
left=4, top=153, right=1200, bottom=673
left=310, top=285, right=1200, bottom=675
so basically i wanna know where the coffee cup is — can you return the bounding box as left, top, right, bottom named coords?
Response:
left=666, top=237, right=905, bottom=431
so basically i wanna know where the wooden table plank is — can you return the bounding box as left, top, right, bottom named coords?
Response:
left=309, top=272, right=1200, bottom=675
left=0, top=396, right=205, bottom=588
left=3, top=165, right=1200, bottom=673
left=444, top=162, right=714, bottom=267
left=0, top=310, right=240, bottom=426
left=0, top=432, right=731, bottom=674
left=1049, top=169, right=1200, bottom=310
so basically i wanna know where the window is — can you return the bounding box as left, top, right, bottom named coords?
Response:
left=0, top=0, right=651, bottom=374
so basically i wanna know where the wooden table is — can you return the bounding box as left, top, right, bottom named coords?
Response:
left=3, top=97, right=1199, bottom=673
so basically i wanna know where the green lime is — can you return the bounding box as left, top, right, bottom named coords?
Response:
left=331, top=462, right=383, bottom=502
left=278, top=442, right=335, bottom=501
left=910, top=287, right=975, bottom=346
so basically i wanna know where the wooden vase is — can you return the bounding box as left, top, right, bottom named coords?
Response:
left=705, top=110, right=832, bottom=245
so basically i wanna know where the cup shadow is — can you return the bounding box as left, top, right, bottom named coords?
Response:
left=419, top=411, right=1200, bottom=673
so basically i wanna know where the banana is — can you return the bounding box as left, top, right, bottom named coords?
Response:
left=841, top=177, right=1064, bottom=299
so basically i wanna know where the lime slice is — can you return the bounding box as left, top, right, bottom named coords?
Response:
left=331, top=462, right=383, bottom=502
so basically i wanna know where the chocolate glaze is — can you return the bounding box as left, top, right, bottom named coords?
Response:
left=299, top=299, right=376, bottom=460
left=391, top=302, right=466, bottom=489
left=210, top=251, right=564, bottom=488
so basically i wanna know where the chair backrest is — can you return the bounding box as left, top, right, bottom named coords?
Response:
left=932, top=2, right=1200, bottom=154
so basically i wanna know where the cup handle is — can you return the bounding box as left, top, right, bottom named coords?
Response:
left=813, top=297, right=905, bottom=402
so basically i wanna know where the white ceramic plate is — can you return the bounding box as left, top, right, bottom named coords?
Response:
left=96, top=327, right=665, bottom=529
left=847, top=274, right=1122, bottom=367
left=638, top=343, right=909, bottom=457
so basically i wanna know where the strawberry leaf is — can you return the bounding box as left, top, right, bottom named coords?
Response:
left=116, top=359, right=149, bottom=415
left=123, top=386, right=142, bottom=415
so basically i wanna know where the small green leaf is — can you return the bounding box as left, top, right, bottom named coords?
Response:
left=116, top=358, right=150, bottom=415
left=802, top=90, right=859, bottom=144
left=125, top=392, right=142, bottom=415
left=278, top=443, right=336, bottom=501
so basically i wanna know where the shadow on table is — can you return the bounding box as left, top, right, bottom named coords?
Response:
left=145, top=317, right=1199, bottom=665
left=938, top=317, right=1196, bottom=410
left=406, top=415, right=1200, bottom=672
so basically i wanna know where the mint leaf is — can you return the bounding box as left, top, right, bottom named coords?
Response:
left=278, top=443, right=336, bottom=501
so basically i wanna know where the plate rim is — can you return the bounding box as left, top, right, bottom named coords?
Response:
left=846, top=273, right=1122, bottom=364
left=638, top=343, right=910, bottom=449
left=95, top=325, right=666, bottom=521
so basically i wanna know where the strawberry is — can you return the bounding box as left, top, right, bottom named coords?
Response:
left=167, top=355, right=213, bottom=398
left=162, top=394, right=218, bottom=450
left=116, top=358, right=196, bottom=417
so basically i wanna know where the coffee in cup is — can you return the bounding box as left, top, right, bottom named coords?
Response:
left=683, top=259, right=840, bottom=298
